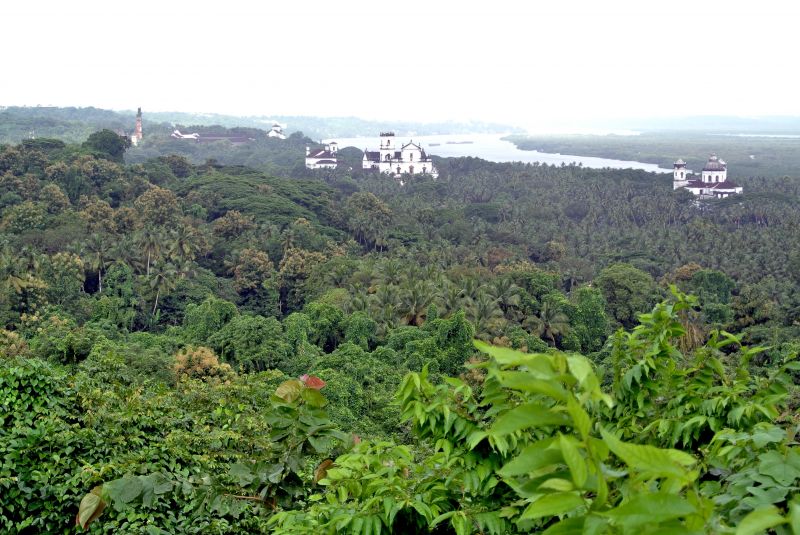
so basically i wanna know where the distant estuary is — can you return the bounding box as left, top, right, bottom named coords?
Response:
left=333, top=133, right=671, bottom=173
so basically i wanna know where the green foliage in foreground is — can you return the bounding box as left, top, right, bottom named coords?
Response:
left=23, top=292, right=791, bottom=534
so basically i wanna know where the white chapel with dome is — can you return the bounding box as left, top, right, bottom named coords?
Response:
left=673, top=154, right=743, bottom=198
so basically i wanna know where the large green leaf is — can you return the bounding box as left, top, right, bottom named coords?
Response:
left=473, top=341, right=555, bottom=378
left=498, top=371, right=566, bottom=401
left=301, top=387, right=328, bottom=408
left=519, top=492, right=584, bottom=520
left=229, top=463, right=255, bottom=486
left=600, top=428, right=695, bottom=481
left=490, top=403, right=570, bottom=437
left=602, top=492, right=696, bottom=529
left=498, top=438, right=562, bottom=477
left=758, top=450, right=800, bottom=486
left=559, top=435, right=588, bottom=488
left=106, top=474, right=144, bottom=508
left=735, top=505, right=786, bottom=535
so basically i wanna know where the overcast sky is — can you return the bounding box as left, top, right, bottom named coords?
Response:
left=3, top=0, right=799, bottom=130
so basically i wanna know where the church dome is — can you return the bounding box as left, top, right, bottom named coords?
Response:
left=702, top=154, right=726, bottom=171
left=674, top=158, right=686, bottom=166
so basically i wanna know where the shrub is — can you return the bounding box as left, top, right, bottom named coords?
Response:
left=173, top=346, right=235, bottom=384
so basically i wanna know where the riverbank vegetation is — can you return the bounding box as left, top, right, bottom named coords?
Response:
left=505, top=132, right=800, bottom=178
left=2, top=131, right=800, bottom=532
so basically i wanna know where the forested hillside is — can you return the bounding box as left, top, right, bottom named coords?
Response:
left=2, top=131, right=800, bottom=533
left=0, top=106, right=519, bottom=145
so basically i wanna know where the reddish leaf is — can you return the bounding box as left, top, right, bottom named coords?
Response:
left=353, top=434, right=362, bottom=444
left=314, top=459, right=334, bottom=484
left=301, top=375, right=326, bottom=390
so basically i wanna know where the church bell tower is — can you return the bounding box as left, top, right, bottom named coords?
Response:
left=673, top=158, right=688, bottom=190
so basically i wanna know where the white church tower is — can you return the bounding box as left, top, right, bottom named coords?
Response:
left=379, top=132, right=395, bottom=162
left=673, top=158, right=688, bottom=190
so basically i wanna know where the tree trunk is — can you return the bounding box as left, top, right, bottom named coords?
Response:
left=152, top=289, right=160, bottom=316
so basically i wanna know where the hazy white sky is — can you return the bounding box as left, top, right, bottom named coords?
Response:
left=3, top=0, right=800, bottom=129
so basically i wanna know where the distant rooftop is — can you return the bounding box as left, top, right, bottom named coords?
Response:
left=379, top=131, right=395, bottom=137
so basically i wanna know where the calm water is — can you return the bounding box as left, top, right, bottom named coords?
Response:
left=329, top=133, right=671, bottom=173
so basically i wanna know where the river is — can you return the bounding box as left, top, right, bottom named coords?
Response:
left=328, top=133, right=671, bottom=173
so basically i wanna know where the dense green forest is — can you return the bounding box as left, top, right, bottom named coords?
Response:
left=2, top=129, right=800, bottom=533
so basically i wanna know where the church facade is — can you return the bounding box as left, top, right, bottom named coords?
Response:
left=268, top=123, right=286, bottom=139
left=362, top=132, right=438, bottom=179
left=673, top=154, right=743, bottom=198
left=305, top=142, right=338, bottom=170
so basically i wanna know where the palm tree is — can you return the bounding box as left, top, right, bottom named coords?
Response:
left=489, top=277, right=522, bottom=318
left=168, top=225, right=201, bottom=263
left=135, top=226, right=164, bottom=276
left=441, top=281, right=465, bottom=316
left=399, top=282, right=435, bottom=326
left=525, top=302, right=570, bottom=347
left=469, top=292, right=504, bottom=337
left=84, top=233, right=113, bottom=293
left=374, top=303, right=401, bottom=339
left=148, top=261, right=178, bottom=317
left=377, top=259, right=403, bottom=286
left=372, top=284, right=400, bottom=313
left=0, top=246, right=45, bottom=304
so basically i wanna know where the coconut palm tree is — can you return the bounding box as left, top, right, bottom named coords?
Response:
left=525, top=302, right=570, bottom=347
left=168, top=225, right=202, bottom=263
left=399, top=282, right=435, bottom=326
left=134, top=226, right=164, bottom=276
left=83, top=233, right=113, bottom=293
left=441, top=281, right=465, bottom=316
left=468, top=292, right=504, bottom=338
left=489, top=277, right=522, bottom=318
left=148, top=261, right=178, bottom=317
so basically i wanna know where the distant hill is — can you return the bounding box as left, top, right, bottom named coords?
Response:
left=0, top=106, right=522, bottom=145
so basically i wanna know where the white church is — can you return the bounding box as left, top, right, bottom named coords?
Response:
left=362, top=132, right=439, bottom=179
left=268, top=123, right=286, bottom=139
left=673, top=154, right=743, bottom=198
left=305, top=142, right=339, bottom=170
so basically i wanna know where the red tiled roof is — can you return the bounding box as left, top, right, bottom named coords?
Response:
left=685, top=180, right=740, bottom=190
left=308, top=150, right=336, bottom=159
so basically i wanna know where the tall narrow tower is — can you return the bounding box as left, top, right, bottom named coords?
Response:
left=133, top=107, right=143, bottom=145
left=673, top=158, right=688, bottom=190
left=379, top=131, right=395, bottom=162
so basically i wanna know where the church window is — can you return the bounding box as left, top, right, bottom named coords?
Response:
left=385, top=154, right=391, bottom=161
left=397, top=166, right=401, bottom=174
left=409, top=165, right=415, bottom=174
left=409, top=153, right=414, bottom=161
